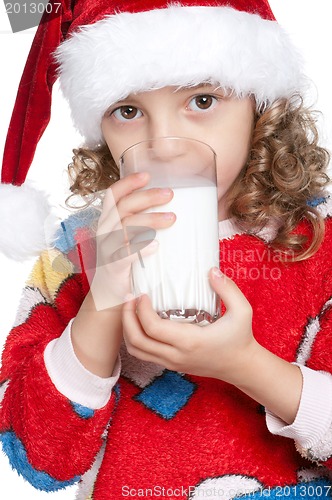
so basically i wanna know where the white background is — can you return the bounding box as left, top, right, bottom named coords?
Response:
left=0, top=1, right=331, bottom=498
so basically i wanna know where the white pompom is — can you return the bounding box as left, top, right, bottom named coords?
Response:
left=0, top=182, right=58, bottom=261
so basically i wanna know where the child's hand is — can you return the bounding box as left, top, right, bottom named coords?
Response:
left=90, top=172, right=175, bottom=309
left=122, top=267, right=258, bottom=384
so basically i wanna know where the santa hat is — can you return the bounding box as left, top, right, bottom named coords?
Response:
left=0, top=0, right=304, bottom=260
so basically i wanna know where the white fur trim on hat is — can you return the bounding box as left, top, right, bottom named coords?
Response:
left=0, top=182, right=56, bottom=261
left=55, top=5, right=304, bottom=146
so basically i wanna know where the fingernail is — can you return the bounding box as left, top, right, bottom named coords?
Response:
left=163, top=212, right=175, bottom=220
left=160, top=188, right=172, bottom=196
left=137, top=172, right=148, bottom=180
left=212, top=267, right=222, bottom=278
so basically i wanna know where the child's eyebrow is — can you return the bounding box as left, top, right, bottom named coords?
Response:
left=174, top=84, right=224, bottom=94
left=104, top=95, right=142, bottom=112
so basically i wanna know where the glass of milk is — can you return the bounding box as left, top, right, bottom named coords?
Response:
left=119, top=137, right=220, bottom=326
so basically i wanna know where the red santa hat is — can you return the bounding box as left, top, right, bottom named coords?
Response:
left=0, top=0, right=304, bottom=260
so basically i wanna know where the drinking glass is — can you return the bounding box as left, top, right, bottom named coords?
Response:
left=120, top=137, right=220, bottom=325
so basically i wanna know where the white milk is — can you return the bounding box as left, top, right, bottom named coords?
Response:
left=131, top=178, right=220, bottom=323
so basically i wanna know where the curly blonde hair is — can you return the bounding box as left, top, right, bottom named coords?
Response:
left=66, top=94, right=330, bottom=261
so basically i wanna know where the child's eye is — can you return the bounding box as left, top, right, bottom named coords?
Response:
left=112, top=106, right=143, bottom=121
left=187, top=95, right=218, bottom=112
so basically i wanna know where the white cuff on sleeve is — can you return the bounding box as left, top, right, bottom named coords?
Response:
left=44, top=318, right=121, bottom=410
left=266, top=364, right=332, bottom=449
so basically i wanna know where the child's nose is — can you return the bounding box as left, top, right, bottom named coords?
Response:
left=148, top=136, right=184, bottom=163
left=148, top=113, right=182, bottom=144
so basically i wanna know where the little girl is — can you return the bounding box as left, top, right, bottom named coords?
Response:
left=1, top=1, right=332, bottom=499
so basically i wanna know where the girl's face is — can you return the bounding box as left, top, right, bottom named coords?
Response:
left=101, top=85, right=255, bottom=220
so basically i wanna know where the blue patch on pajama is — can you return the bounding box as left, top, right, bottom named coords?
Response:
left=135, top=370, right=196, bottom=420
left=0, top=431, right=80, bottom=491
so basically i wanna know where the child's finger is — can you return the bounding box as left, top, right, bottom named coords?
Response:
left=135, top=294, right=194, bottom=345
left=102, top=172, right=150, bottom=214
left=122, top=295, right=177, bottom=356
left=123, top=293, right=137, bottom=308
left=97, top=173, right=150, bottom=232
left=209, top=267, right=252, bottom=315
left=98, top=186, right=174, bottom=235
